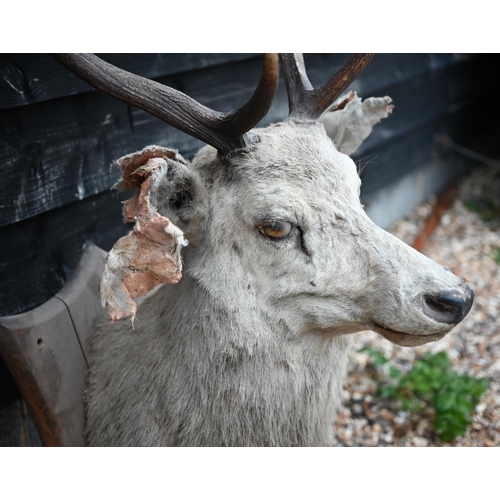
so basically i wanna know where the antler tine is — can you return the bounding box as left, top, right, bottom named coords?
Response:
left=281, top=53, right=374, bottom=120
left=52, top=54, right=279, bottom=158
left=224, top=53, right=280, bottom=143
left=280, top=54, right=314, bottom=117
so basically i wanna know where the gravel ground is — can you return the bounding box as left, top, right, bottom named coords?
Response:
left=332, top=163, right=500, bottom=446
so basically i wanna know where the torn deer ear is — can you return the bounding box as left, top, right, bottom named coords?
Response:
left=114, top=145, right=207, bottom=243
left=100, top=145, right=204, bottom=326
left=319, top=91, right=394, bottom=156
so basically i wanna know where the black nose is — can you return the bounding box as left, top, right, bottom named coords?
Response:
left=423, top=283, right=474, bottom=325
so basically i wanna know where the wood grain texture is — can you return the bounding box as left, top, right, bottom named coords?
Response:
left=0, top=55, right=271, bottom=226
left=0, top=190, right=129, bottom=317
left=53, top=53, right=279, bottom=158
left=0, top=53, right=258, bottom=111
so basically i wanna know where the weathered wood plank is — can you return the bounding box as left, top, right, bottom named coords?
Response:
left=0, top=53, right=258, bottom=111
left=0, top=53, right=471, bottom=112
left=359, top=101, right=498, bottom=197
left=0, top=189, right=130, bottom=317
left=304, top=53, right=475, bottom=96
left=0, top=56, right=274, bottom=226
left=353, top=54, right=495, bottom=156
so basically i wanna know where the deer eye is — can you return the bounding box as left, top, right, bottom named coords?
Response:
left=257, top=221, right=293, bottom=240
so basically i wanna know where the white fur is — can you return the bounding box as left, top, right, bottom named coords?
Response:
left=86, top=119, right=468, bottom=446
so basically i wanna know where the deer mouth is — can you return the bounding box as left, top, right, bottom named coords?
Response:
left=371, top=322, right=449, bottom=347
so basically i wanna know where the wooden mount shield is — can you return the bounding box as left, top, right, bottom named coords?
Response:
left=0, top=241, right=106, bottom=446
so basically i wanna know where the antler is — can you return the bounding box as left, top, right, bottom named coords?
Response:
left=52, top=54, right=279, bottom=158
left=280, top=53, right=374, bottom=120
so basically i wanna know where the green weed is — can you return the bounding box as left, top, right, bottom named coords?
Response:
left=360, top=347, right=489, bottom=442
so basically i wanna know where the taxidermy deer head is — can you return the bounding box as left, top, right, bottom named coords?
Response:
left=52, top=53, right=474, bottom=446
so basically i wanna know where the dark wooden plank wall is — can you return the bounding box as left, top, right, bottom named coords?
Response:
left=1, top=53, right=499, bottom=417
left=0, top=54, right=258, bottom=110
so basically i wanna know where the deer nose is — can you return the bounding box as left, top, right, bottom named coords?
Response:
left=422, top=283, right=474, bottom=325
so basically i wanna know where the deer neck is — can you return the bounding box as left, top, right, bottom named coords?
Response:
left=151, top=257, right=353, bottom=446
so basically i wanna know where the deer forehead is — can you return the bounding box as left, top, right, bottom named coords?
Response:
left=212, top=121, right=363, bottom=220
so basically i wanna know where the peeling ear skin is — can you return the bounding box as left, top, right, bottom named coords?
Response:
left=100, top=147, right=188, bottom=326
left=99, top=219, right=186, bottom=326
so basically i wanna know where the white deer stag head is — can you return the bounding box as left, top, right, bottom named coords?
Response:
left=54, top=53, right=474, bottom=446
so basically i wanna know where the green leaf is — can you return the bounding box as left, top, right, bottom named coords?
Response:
left=434, top=409, right=471, bottom=441
left=359, top=346, right=379, bottom=357
left=359, top=346, right=389, bottom=366
left=434, top=391, right=456, bottom=411
left=427, top=351, right=450, bottom=369
left=400, top=397, right=422, bottom=412
left=379, top=385, right=397, bottom=398
left=374, top=354, right=389, bottom=366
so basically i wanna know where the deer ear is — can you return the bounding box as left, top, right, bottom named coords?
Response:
left=319, top=91, right=394, bottom=156
left=99, top=146, right=206, bottom=326
left=114, top=145, right=207, bottom=242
